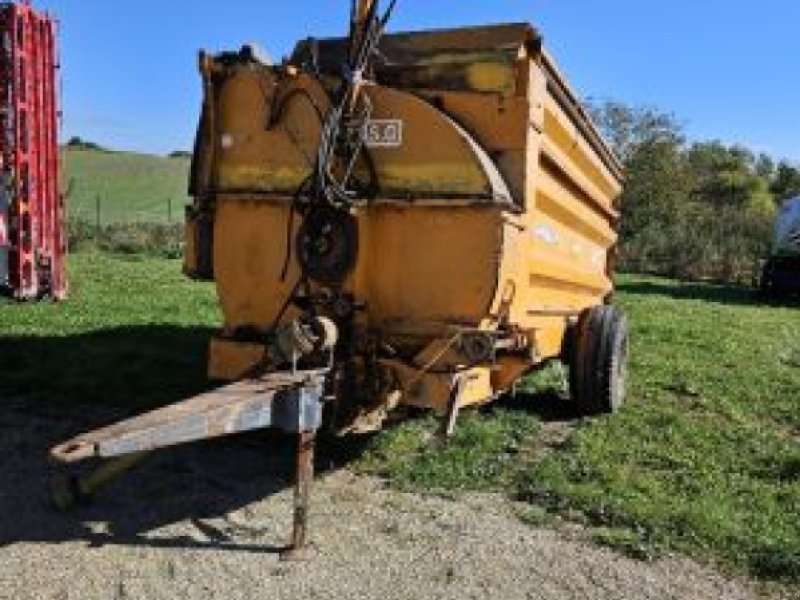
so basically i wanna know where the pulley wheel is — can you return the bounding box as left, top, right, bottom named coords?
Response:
left=297, top=206, right=358, bottom=284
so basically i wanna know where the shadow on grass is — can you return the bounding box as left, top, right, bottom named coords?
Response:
left=0, top=325, right=217, bottom=414
left=0, top=326, right=586, bottom=555
left=499, top=389, right=583, bottom=423
left=0, top=326, right=352, bottom=554
left=617, top=278, right=800, bottom=308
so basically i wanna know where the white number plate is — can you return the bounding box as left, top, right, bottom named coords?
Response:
left=364, top=119, right=403, bottom=148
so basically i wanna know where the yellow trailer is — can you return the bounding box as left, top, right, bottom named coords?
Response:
left=52, top=2, right=626, bottom=558
left=185, top=18, right=626, bottom=429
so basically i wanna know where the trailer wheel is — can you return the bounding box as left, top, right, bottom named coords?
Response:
left=569, top=305, right=629, bottom=416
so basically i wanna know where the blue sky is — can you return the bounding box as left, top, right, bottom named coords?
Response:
left=36, top=0, right=800, bottom=162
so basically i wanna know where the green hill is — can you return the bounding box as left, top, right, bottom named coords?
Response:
left=63, top=147, right=191, bottom=225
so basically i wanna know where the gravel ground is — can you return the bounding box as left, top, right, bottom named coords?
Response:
left=0, top=406, right=790, bottom=600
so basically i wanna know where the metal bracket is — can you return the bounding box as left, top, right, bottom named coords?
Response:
left=49, top=370, right=328, bottom=558
left=51, top=372, right=326, bottom=464
left=439, top=374, right=468, bottom=439
left=273, top=382, right=324, bottom=433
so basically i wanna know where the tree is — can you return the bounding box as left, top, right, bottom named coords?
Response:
left=755, top=153, right=775, bottom=179
left=686, top=141, right=776, bottom=214
left=586, top=99, right=684, bottom=162
left=587, top=100, right=691, bottom=248
left=66, top=136, right=104, bottom=151
left=586, top=99, right=776, bottom=282
left=770, top=161, right=800, bottom=202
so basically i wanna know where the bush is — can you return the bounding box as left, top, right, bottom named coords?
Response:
left=619, top=202, right=772, bottom=284
left=588, top=101, right=788, bottom=286
left=67, top=217, right=183, bottom=258
left=66, top=136, right=106, bottom=152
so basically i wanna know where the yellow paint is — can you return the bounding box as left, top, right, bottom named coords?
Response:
left=543, top=98, right=621, bottom=203
left=189, top=24, right=625, bottom=416
left=362, top=86, right=496, bottom=197
left=356, top=0, right=375, bottom=23
left=208, top=337, right=266, bottom=381
left=214, top=71, right=327, bottom=193
left=465, top=62, right=516, bottom=94
left=213, top=199, right=502, bottom=336
left=183, top=218, right=198, bottom=276
left=381, top=359, right=494, bottom=415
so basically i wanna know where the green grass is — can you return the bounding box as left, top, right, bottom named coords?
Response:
left=0, top=253, right=219, bottom=410
left=3, top=256, right=799, bottom=584
left=359, top=410, right=540, bottom=493
left=360, top=276, right=800, bottom=584
left=64, top=148, right=191, bottom=225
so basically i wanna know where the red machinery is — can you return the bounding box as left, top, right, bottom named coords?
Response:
left=0, top=2, right=65, bottom=300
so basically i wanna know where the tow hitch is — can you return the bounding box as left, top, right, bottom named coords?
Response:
left=51, top=369, right=327, bottom=559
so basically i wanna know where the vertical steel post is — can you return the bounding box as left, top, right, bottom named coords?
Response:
left=356, top=0, right=375, bottom=25
left=281, top=430, right=315, bottom=561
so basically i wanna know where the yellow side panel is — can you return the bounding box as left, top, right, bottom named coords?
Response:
left=215, top=72, right=327, bottom=192
left=488, top=62, right=621, bottom=363
left=543, top=94, right=622, bottom=206
left=535, top=163, right=618, bottom=249
left=422, top=92, right=530, bottom=151
left=183, top=218, right=198, bottom=276
left=364, top=87, right=495, bottom=197
left=208, top=337, right=266, bottom=381
left=362, top=205, right=503, bottom=332
left=213, top=200, right=504, bottom=338
left=214, top=200, right=303, bottom=333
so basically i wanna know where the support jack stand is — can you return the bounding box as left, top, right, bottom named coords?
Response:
left=50, top=371, right=326, bottom=557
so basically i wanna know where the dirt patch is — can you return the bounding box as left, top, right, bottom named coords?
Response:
left=0, top=407, right=788, bottom=600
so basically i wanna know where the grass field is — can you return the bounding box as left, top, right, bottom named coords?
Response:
left=64, top=148, right=191, bottom=225
left=0, top=253, right=218, bottom=411
left=1, top=253, right=799, bottom=585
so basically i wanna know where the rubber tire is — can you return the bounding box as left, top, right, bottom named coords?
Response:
left=569, top=305, right=629, bottom=416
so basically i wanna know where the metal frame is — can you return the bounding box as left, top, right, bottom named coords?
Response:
left=0, top=2, right=65, bottom=300
left=51, top=371, right=327, bottom=558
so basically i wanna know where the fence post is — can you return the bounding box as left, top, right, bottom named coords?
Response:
left=167, top=197, right=173, bottom=223
left=95, top=194, right=101, bottom=242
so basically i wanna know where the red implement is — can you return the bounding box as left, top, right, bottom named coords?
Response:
left=0, top=2, right=65, bottom=300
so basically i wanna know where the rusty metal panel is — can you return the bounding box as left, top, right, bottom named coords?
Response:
left=292, top=23, right=540, bottom=95
left=293, top=22, right=539, bottom=70
left=51, top=372, right=325, bottom=464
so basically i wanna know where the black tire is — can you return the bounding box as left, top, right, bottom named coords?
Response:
left=569, top=305, right=629, bottom=416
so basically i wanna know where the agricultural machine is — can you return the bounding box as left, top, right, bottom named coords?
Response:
left=760, top=195, right=800, bottom=297
left=0, top=2, right=65, bottom=301
left=52, top=1, right=627, bottom=558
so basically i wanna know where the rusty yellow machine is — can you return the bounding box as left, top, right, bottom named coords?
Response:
left=52, top=0, right=627, bottom=558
